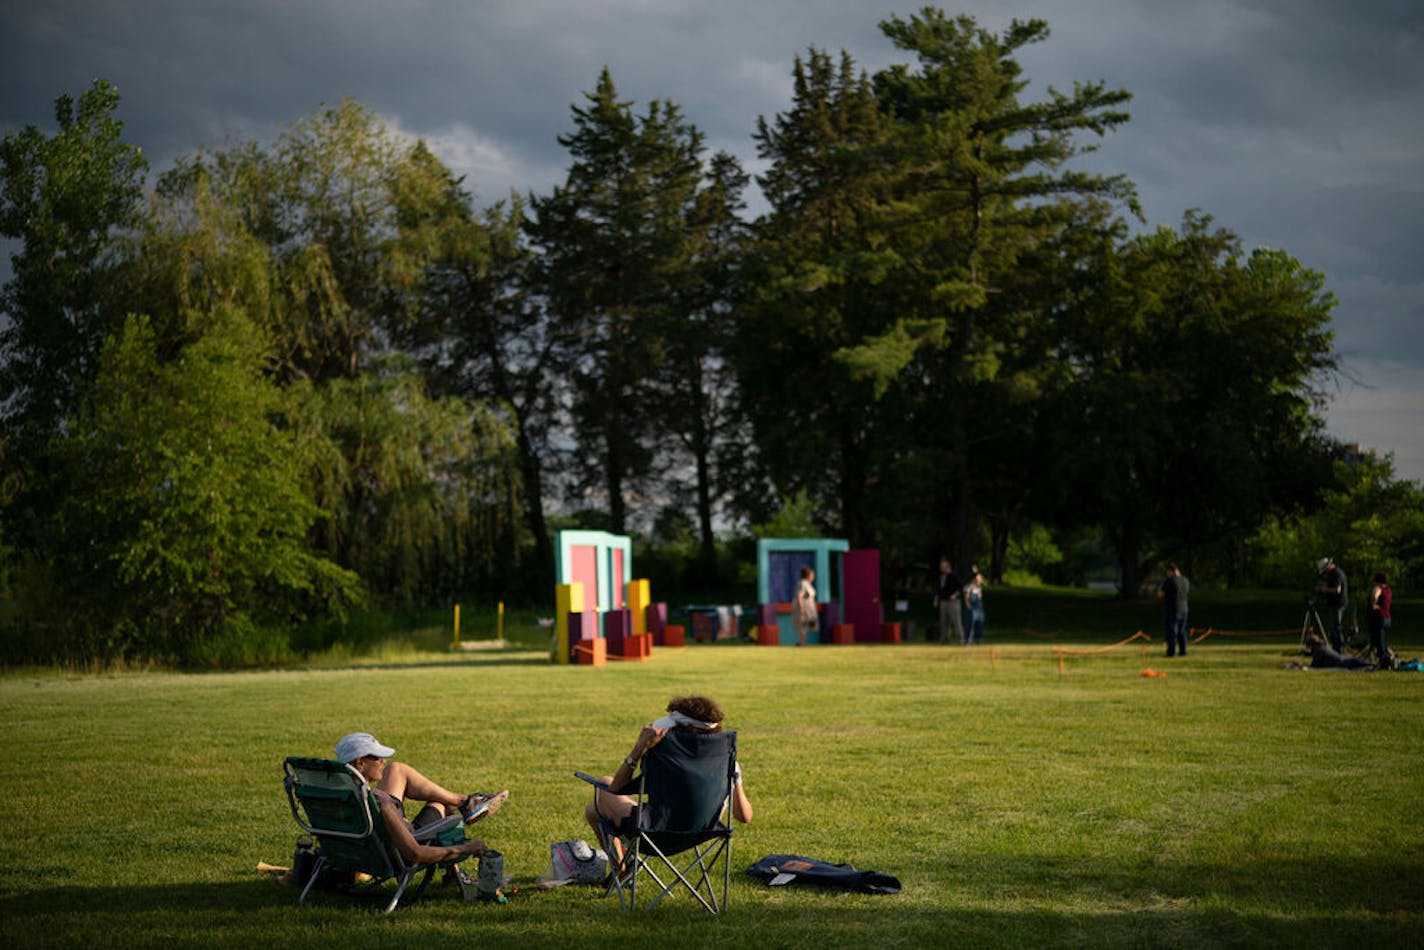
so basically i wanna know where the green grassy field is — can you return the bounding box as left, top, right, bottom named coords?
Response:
left=2, top=590, right=1421, bottom=947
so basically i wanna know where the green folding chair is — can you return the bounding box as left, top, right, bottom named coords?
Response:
left=282, top=756, right=471, bottom=913
left=576, top=730, right=737, bottom=913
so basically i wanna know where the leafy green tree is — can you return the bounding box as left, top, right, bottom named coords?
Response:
left=848, top=10, right=1135, bottom=564
left=1044, top=213, right=1338, bottom=595
left=43, top=310, right=360, bottom=663
left=142, top=106, right=523, bottom=606
left=297, top=363, right=519, bottom=607
left=648, top=150, right=749, bottom=578
left=0, top=79, right=148, bottom=441
left=529, top=69, right=713, bottom=533
left=396, top=177, right=562, bottom=588
left=155, top=100, right=446, bottom=383
left=739, top=48, right=893, bottom=544
left=1250, top=456, right=1424, bottom=592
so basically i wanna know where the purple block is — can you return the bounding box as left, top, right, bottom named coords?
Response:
left=603, top=608, right=632, bottom=647
left=570, top=611, right=599, bottom=640
left=819, top=602, right=839, bottom=631
left=757, top=603, right=776, bottom=626
left=646, top=602, right=668, bottom=634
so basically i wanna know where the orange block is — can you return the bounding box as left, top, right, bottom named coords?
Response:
left=757, top=624, right=779, bottom=646
left=574, top=638, right=606, bottom=666
left=881, top=622, right=902, bottom=644
left=831, top=624, right=854, bottom=644
left=639, top=633, right=653, bottom=658
left=662, top=625, right=685, bottom=647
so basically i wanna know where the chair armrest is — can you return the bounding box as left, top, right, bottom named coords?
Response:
left=413, top=813, right=464, bottom=844
left=574, top=771, right=613, bottom=791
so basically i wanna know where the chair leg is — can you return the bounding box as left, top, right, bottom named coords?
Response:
left=383, top=869, right=417, bottom=914
left=298, top=855, right=327, bottom=905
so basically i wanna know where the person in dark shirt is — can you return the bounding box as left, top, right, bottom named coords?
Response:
left=934, top=556, right=965, bottom=645
left=1157, top=563, right=1190, bottom=657
left=1317, top=557, right=1348, bottom=650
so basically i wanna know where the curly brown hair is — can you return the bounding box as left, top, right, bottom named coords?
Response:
left=667, top=695, right=725, bottom=732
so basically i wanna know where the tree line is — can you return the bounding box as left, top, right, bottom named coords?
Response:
left=2, top=10, right=1417, bottom=664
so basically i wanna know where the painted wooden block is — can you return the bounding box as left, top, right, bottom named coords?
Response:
left=626, top=579, right=650, bottom=635
left=757, top=603, right=776, bottom=625
left=555, top=582, right=585, bottom=666
left=604, top=608, right=632, bottom=649
left=831, top=624, right=855, bottom=644
left=662, top=625, right=685, bottom=647
left=646, top=602, right=667, bottom=635
left=757, top=624, right=779, bottom=646
left=881, top=622, right=902, bottom=644
left=574, top=637, right=606, bottom=666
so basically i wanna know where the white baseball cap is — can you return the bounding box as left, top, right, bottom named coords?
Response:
left=1318, top=557, right=1332, bottom=572
left=335, top=732, right=396, bottom=763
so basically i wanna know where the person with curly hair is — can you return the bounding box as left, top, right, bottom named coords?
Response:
left=582, top=695, right=752, bottom=854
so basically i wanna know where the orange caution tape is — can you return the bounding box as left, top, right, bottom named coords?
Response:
left=1053, top=630, right=1152, bottom=656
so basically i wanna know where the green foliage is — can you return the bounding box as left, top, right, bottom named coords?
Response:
left=750, top=489, right=824, bottom=539
left=297, top=363, right=520, bottom=608
left=0, top=79, right=148, bottom=443
left=1249, top=456, right=1424, bottom=590
left=37, top=310, right=360, bottom=664
left=1005, top=522, right=1064, bottom=583
left=1043, top=213, right=1339, bottom=595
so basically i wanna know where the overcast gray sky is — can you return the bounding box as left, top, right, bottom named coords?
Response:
left=3, top=0, right=1421, bottom=480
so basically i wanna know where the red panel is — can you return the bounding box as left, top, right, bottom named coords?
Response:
left=571, top=546, right=598, bottom=611
left=611, top=549, right=625, bottom=608
left=843, top=549, right=883, bottom=643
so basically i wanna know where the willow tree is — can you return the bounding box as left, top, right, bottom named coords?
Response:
left=141, top=103, right=522, bottom=606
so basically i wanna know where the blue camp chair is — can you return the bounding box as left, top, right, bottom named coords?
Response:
left=576, top=730, right=737, bottom=913
left=282, top=756, right=472, bottom=913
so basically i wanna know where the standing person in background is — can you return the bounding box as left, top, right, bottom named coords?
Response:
left=1368, top=571, right=1393, bottom=664
left=1318, top=557, right=1349, bottom=651
left=794, top=565, right=818, bottom=646
left=1158, top=563, right=1190, bottom=657
left=964, top=566, right=986, bottom=645
left=934, top=556, right=965, bottom=645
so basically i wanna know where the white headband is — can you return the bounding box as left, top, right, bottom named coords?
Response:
left=652, top=710, right=719, bottom=731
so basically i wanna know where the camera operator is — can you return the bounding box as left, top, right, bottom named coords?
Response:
left=1317, top=557, right=1348, bottom=651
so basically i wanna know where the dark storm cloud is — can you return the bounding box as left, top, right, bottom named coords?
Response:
left=2, top=0, right=1421, bottom=476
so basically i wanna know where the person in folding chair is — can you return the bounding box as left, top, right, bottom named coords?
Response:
left=335, top=731, right=509, bottom=865
left=577, top=696, right=752, bottom=913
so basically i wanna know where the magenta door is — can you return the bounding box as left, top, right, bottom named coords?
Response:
left=842, top=548, right=883, bottom=643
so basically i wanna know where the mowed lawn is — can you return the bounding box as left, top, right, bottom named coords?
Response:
left=2, top=601, right=1421, bottom=947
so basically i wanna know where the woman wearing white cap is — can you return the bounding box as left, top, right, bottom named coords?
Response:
left=335, top=731, right=509, bottom=866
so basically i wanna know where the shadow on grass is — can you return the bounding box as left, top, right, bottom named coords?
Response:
left=2, top=851, right=1419, bottom=946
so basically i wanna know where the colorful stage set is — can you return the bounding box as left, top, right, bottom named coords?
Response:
left=753, top=538, right=901, bottom=645
left=553, top=530, right=683, bottom=666
left=552, top=531, right=901, bottom=666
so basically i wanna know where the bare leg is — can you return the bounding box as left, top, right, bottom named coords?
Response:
left=584, top=775, right=635, bottom=863
left=378, top=761, right=465, bottom=814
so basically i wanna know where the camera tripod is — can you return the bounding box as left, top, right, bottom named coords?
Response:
left=1299, top=598, right=1365, bottom=655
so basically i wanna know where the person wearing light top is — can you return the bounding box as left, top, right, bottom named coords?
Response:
left=333, top=731, right=508, bottom=866
left=582, top=695, right=752, bottom=858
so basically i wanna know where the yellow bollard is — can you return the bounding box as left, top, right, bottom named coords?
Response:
left=497, top=601, right=504, bottom=642
left=454, top=604, right=461, bottom=647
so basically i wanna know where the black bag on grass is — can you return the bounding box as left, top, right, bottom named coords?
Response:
left=746, top=853, right=900, bottom=894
